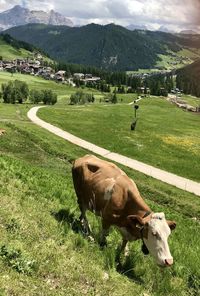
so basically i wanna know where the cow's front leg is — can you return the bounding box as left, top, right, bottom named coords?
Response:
left=116, top=239, right=128, bottom=263
left=99, top=221, right=110, bottom=248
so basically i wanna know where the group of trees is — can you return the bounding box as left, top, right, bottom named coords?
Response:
left=1, top=80, right=57, bottom=105
left=54, top=61, right=175, bottom=97
left=143, top=73, right=174, bottom=96
left=30, top=89, right=57, bottom=105
left=1, top=80, right=29, bottom=104
left=55, top=62, right=127, bottom=86
left=103, top=93, right=118, bottom=104
left=69, top=91, right=95, bottom=105
left=176, top=60, right=200, bottom=97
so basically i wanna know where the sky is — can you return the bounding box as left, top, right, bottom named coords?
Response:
left=0, top=0, right=200, bottom=32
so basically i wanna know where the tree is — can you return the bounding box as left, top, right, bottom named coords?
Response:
left=69, top=91, right=95, bottom=105
left=2, top=82, right=13, bottom=103
left=111, top=92, right=117, bottom=104
left=42, top=90, right=57, bottom=105
left=29, top=89, right=44, bottom=104
left=14, top=80, right=29, bottom=103
left=104, top=93, right=118, bottom=104
left=1, top=80, right=29, bottom=104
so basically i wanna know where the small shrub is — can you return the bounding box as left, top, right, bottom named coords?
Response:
left=5, top=218, right=20, bottom=233
left=0, top=245, right=36, bottom=275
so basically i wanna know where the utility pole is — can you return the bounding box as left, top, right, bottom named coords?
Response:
left=131, top=102, right=139, bottom=131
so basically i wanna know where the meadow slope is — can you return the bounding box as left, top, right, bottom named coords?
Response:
left=0, top=101, right=200, bottom=295
left=0, top=69, right=200, bottom=295
left=39, top=97, right=200, bottom=182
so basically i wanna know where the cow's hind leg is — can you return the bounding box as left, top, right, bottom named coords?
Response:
left=79, top=205, right=91, bottom=237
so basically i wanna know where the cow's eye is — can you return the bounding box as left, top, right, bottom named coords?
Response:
left=152, top=232, right=161, bottom=240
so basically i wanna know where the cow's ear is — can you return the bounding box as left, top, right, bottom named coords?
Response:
left=167, top=220, right=176, bottom=230
left=127, top=215, right=145, bottom=229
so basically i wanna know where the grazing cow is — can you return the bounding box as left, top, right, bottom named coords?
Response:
left=72, top=155, right=176, bottom=267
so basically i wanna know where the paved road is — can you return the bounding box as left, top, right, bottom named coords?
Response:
left=27, top=106, right=200, bottom=196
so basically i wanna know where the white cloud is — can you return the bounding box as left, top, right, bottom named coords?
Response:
left=0, top=0, right=199, bottom=32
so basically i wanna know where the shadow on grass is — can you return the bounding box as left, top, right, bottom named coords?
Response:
left=52, top=209, right=144, bottom=284
left=187, top=274, right=200, bottom=296
left=115, top=253, right=144, bottom=284
left=52, top=209, right=81, bottom=234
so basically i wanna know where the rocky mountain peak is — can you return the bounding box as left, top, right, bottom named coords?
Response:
left=0, top=5, right=73, bottom=30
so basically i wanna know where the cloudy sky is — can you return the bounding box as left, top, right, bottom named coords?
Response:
left=0, top=0, right=200, bottom=32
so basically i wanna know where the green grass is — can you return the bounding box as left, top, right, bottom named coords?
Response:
left=181, top=95, right=200, bottom=107
left=0, top=40, right=31, bottom=60
left=39, top=96, right=200, bottom=182
left=0, top=39, right=53, bottom=63
left=0, top=66, right=200, bottom=295
left=0, top=71, right=103, bottom=104
left=1, top=102, right=200, bottom=295
left=127, top=48, right=200, bottom=73
left=0, top=71, right=74, bottom=97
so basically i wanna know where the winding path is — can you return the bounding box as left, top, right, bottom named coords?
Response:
left=27, top=106, right=200, bottom=196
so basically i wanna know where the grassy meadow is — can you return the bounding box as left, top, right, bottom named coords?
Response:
left=0, top=71, right=104, bottom=105
left=0, top=69, right=200, bottom=295
left=39, top=96, right=200, bottom=182
left=0, top=39, right=31, bottom=60
left=1, top=102, right=200, bottom=296
left=0, top=71, right=75, bottom=98
left=181, top=95, right=200, bottom=108
left=126, top=48, right=200, bottom=74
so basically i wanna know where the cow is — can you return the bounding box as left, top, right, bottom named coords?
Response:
left=72, top=154, right=176, bottom=267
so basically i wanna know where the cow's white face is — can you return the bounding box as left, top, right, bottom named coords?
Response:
left=143, top=213, right=175, bottom=267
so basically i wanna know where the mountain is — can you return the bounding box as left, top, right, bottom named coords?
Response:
left=126, top=24, right=147, bottom=31
left=176, top=59, right=200, bottom=97
left=0, top=5, right=73, bottom=31
left=179, top=30, right=198, bottom=35
left=157, top=26, right=174, bottom=33
left=4, top=23, right=200, bottom=71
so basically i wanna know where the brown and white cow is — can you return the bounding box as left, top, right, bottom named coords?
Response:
left=72, top=155, right=176, bottom=267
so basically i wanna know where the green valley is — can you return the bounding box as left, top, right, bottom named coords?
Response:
left=5, top=23, right=200, bottom=71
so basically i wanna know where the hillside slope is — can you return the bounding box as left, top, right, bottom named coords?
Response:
left=5, top=23, right=200, bottom=70
left=0, top=101, right=200, bottom=295
left=176, top=59, right=200, bottom=97
left=0, top=34, right=48, bottom=61
left=0, top=34, right=35, bottom=60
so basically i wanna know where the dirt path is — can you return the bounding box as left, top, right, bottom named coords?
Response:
left=27, top=106, right=200, bottom=196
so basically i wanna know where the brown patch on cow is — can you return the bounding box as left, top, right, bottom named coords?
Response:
left=0, top=129, right=6, bottom=136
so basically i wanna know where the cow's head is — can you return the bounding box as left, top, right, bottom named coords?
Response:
left=128, top=212, right=176, bottom=267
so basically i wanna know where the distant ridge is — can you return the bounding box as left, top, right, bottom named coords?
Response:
left=180, top=30, right=198, bottom=35
left=5, top=23, right=200, bottom=71
left=0, top=5, right=73, bottom=31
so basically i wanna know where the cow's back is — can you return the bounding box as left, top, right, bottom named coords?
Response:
left=72, top=155, right=144, bottom=215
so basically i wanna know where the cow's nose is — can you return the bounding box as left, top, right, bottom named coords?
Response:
left=164, top=258, right=173, bottom=266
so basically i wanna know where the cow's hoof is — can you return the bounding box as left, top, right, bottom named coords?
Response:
left=87, top=235, right=95, bottom=242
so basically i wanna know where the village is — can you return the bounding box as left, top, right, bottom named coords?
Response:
left=0, top=53, right=101, bottom=87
